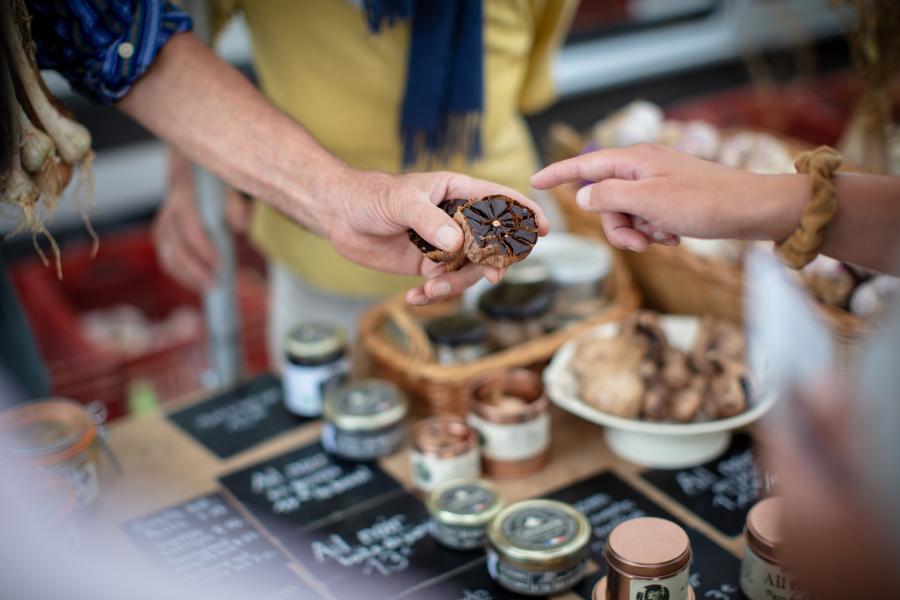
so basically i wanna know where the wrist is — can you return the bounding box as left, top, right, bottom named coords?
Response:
left=746, top=173, right=808, bottom=242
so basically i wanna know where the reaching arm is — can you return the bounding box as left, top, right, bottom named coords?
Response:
left=532, top=144, right=900, bottom=274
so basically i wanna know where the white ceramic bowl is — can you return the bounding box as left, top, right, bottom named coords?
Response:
left=544, top=315, right=777, bottom=468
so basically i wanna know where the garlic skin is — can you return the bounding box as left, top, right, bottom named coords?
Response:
left=662, top=119, right=721, bottom=160
left=850, top=276, right=900, bottom=317
left=593, top=100, right=664, bottom=149
left=718, top=132, right=794, bottom=174
left=18, top=108, right=55, bottom=174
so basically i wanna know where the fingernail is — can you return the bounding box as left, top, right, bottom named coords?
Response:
left=407, top=291, right=427, bottom=305
left=627, top=244, right=641, bottom=252
left=430, top=281, right=451, bottom=298
left=436, top=225, right=461, bottom=250
left=651, top=231, right=667, bottom=242
left=576, top=186, right=591, bottom=209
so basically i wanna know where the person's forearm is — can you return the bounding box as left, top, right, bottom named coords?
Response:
left=117, top=33, right=344, bottom=237
left=760, top=173, right=900, bottom=273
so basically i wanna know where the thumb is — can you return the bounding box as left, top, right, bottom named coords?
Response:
left=404, top=197, right=463, bottom=253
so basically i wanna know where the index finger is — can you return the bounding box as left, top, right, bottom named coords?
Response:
left=531, top=148, right=645, bottom=190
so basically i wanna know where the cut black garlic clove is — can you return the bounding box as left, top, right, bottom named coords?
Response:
left=407, top=198, right=468, bottom=270
left=455, top=195, right=538, bottom=269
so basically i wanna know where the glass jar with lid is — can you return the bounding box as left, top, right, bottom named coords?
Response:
left=282, top=321, right=350, bottom=417
left=424, top=314, right=488, bottom=365
left=427, top=478, right=503, bottom=550
left=478, top=282, right=555, bottom=349
left=321, top=379, right=408, bottom=461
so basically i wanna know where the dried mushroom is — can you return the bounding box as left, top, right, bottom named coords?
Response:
left=582, top=370, right=644, bottom=419
left=455, top=195, right=538, bottom=269
left=407, top=198, right=468, bottom=269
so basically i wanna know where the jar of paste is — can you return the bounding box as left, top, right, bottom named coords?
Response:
left=411, top=416, right=480, bottom=493
left=593, top=517, right=694, bottom=600
left=487, top=499, right=590, bottom=596
left=468, top=369, right=550, bottom=478
left=424, top=314, right=488, bottom=365
left=427, top=478, right=503, bottom=550
left=478, top=282, right=555, bottom=349
left=321, top=379, right=408, bottom=461
left=740, top=497, right=809, bottom=600
left=0, top=398, right=101, bottom=506
left=282, top=321, right=350, bottom=417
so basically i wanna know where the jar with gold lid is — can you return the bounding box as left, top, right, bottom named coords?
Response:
left=427, top=478, right=502, bottom=550
left=282, top=321, right=350, bottom=417
left=740, top=497, right=808, bottom=600
left=410, top=416, right=480, bottom=493
left=593, top=517, right=694, bottom=600
left=468, top=369, right=550, bottom=478
left=487, top=499, right=590, bottom=596
left=321, top=379, right=408, bottom=461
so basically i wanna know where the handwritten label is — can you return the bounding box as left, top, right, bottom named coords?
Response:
left=284, top=493, right=481, bottom=599
left=219, top=442, right=402, bottom=534
left=395, top=559, right=527, bottom=600
left=641, top=434, right=762, bottom=536
left=122, top=493, right=317, bottom=598
left=548, top=471, right=741, bottom=600
left=169, top=374, right=312, bottom=459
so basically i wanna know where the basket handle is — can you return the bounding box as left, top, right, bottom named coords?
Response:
left=384, top=297, right=435, bottom=363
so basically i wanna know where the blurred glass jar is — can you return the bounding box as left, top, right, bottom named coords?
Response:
left=321, top=379, right=408, bottom=461
left=478, top=282, right=555, bottom=349
left=427, top=478, right=503, bottom=550
left=740, top=498, right=808, bottom=600
left=541, top=234, right=612, bottom=317
left=282, top=321, right=350, bottom=417
left=410, top=416, right=480, bottom=493
left=424, top=314, right=488, bottom=365
left=0, top=398, right=101, bottom=507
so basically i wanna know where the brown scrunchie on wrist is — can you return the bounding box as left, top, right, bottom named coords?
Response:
left=775, top=146, right=843, bottom=269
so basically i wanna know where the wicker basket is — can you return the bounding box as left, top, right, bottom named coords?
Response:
left=359, top=249, right=640, bottom=417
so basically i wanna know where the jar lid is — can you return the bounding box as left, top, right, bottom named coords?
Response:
left=605, top=517, right=692, bottom=578
left=424, top=314, right=488, bottom=347
left=412, top=416, right=477, bottom=457
left=470, top=369, right=547, bottom=424
left=324, top=379, right=408, bottom=431
left=0, top=399, right=97, bottom=466
left=745, top=497, right=783, bottom=563
left=284, top=322, right=346, bottom=360
left=504, top=257, right=550, bottom=285
left=478, top=282, right=555, bottom=321
left=488, top=499, right=590, bottom=568
left=538, top=234, right=612, bottom=286
left=427, top=478, right=503, bottom=527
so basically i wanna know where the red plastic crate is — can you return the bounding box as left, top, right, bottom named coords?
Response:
left=11, top=226, right=270, bottom=419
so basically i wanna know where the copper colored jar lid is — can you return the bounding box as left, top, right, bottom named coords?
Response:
left=605, top=517, right=692, bottom=578
left=412, top=416, right=477, bottom=458
left=0, top=399, right=97, bottom=466
left=470, top=369, right=547, bottom=424
left=745, top=497, right=783, bottom=564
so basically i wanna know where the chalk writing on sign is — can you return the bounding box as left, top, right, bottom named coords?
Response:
left=193, top=387, right=282, bottom=433
left=570, top=492, right=647, bottom=554
left=311, top=514, right=431, bottom=576
left=674, top=447, right=759, bottom=512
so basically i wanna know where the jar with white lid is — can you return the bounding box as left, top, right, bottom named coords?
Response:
left=282, top=321, right=350, bottom=417
left=321, top=379, right=408, bottom=461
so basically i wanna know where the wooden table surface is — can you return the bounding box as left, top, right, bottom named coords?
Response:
left=84, top=398, right=746, bottom=600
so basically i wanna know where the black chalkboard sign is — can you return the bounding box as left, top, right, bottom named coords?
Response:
left=169, top=374, right=312, bottom=459
left=122, top=492, right=318, bottom=598
left=547, top=471, right=741, bottom=600
left=283, top=492, right=483, bottom=600
left=640, top=434, right=761, bottom=537
left=395, top=559, right=522, bottom=600
left=219, top=441, right=403, bottom=535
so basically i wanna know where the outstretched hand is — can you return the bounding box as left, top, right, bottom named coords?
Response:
left=325, top=169, right=550, bottom=305
left=531, top=144, right=799, bottom=251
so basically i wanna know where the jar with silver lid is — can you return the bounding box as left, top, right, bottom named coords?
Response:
left=424, top=314, right=488, bottom=365
left=487, top=499, right=590, bottom=596
left=321, top=379, right=408, bottom=461
left=282, top=322, right=350, bottom=417
left=427, top=478, right=503, bottom=550
left=410, top=416, right=480, bottom=493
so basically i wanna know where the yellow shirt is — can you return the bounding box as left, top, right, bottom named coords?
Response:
left=239, top=0, right=576, bottom=297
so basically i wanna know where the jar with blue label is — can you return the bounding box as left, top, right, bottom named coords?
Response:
left=282, top=322, right=350, bottom=417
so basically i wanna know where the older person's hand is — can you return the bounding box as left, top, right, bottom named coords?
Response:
left=323, top=168, right=550, bottom=305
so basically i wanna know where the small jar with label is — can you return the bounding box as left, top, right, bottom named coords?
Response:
left=410, top=416, right=480, bottom=493
left=740, top=498, right=808, bottom=600
left=321, top=379, right=408, bottom=461
left=487, top=499, right=590, bottom=596
left=282, top=322, right=351, bottom=417
left=424, top=314, right=488, bottom=365
left=478, top=282, right=555, bottom=349
left=0, top=398, right=101, bottom=507
left=593, top=517, right=694, bottom=600
left=427, top=478, right=503, bottom=550
left=468, top=369, right=550, bottom=478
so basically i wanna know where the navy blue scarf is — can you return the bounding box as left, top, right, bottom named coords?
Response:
left=363, top=0, right=483, bottom=167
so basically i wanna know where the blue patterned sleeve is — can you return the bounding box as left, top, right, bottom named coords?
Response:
left=26, top=1, right=192, bottom=105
